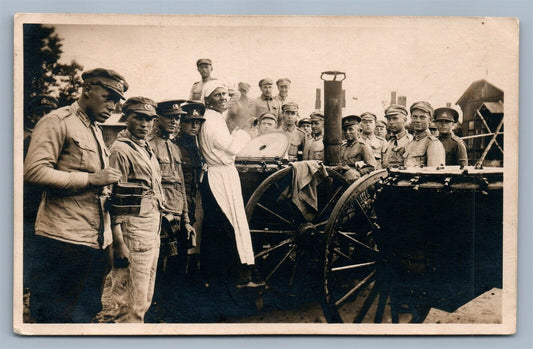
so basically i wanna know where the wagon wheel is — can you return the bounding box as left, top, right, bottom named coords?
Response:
left=322, top=170, right=431, bottom=323
left=245, top=165, right=348, bottom=297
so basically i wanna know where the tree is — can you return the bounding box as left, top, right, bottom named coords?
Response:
left=23, top=24, right=83, bottom=115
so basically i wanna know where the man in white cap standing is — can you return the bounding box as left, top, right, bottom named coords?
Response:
left=198, top=80, right=263, bottom=289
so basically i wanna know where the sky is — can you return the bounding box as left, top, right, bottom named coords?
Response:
left=50, top=15, right=517, bottom=122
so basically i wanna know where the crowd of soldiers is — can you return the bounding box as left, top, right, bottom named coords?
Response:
left=22, top=58, right=468, bottom=324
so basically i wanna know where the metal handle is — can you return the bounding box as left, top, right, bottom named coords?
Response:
left=321, top=71, right=346, bottom=82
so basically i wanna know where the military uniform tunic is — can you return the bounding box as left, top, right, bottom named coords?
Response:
left=147, top=129, right=189, bottom=221
left=403, top=129, right=446, bottom=167
left=302, top=133, right=324, bottom=161
left=175, top=133, right=203, bottom=224
left=189, top=78, right=215, bottom=101
left=285, top=127, right=307, bottom=161
left=251, top=95, right=282, bottom=120
left=340, top=140, right=377, bottom=170
left=382, top=129, right=413, bottom=168
left=360, top=134, right=387, bottom=169
left=438, top=133, right=468, bottom=167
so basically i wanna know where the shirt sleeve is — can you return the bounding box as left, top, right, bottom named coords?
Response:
left=24, top=115, right=89, bottom=191
left=361, top=143, right=378, bottom=169
left=210, top=117, right=251, bottom=156
left=108, top=146, right=131, bottom=183
left=426, top=139, right=446, bottom=167
left=456, top=138, right=469, bottom=167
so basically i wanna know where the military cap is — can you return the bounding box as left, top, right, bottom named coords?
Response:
left=384, top=104, right=408, bottom=118
left=196, top=58, right=212, bottom=67
left=258, top=78, right=274, bottom=87
left=82, top=68, right=128, bottom=100
left=310, top=110, right=324, bottom=121
left=30, top=95, right=58, bottom=111
left=342, top=114, right=361, bottom=129
left=282, top=102, right=299, bottom=112
left=376, top=119, right=387, bottom=128
left=238, top=82, right=250, bottom=92
left=433, top=107, right=459, bottom=123
left=360, top=112, right=377, bottom=122
left=157, top=99, right=188, bottom=117
left=298, top=118, right=311, bottom=127
left=180, top=102, right=206, bottom=122
left=276, top=78, right=291, bottom=86
left=258, top=111, right=278, bottom=123
left=120, top=96, right=158, bottom=122
left=410, top=101, right=434, bottom=116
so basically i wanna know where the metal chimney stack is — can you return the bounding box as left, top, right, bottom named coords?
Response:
left=320, top=71, right=346, bottom=166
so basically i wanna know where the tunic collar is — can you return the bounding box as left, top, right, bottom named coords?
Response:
left=413, top=129, right=430, bottom=141
left=72, top=102, right=93, bottom=127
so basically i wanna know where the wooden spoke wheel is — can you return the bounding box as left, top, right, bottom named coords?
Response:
left=245, top=165, right=348, bottom=296
left=321, top=170, right=431, bottom=323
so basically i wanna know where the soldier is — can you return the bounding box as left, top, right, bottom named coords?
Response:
left=302, top=111, right=325, bottom=161
left=189, top=58, right=215, bottom=101
left=251, top=78, right=282, bottom=120
left=374, top=119, right=388, bottom=140
left=147, top=100, right=195, bottom=271
left=298, top=117, right=312, bottom=137
left=281, top=102, right=307, bottom=161
left=257, top=111, right=278, bottom=135
left=24, top=95, right=58, bottom=158
left=434, top=107, right=468, bottom=167
left=340, top=115, right=376, bottom=182
left=24, top=68, right=126, bottom=323
left=403, top=101, right=446, bottom=167
left=359, top=112, right=387, bottom=169
left=382, top=104, right=413, bottom=168
left=99, top=97, right=164, bottom=323
left=274, top=78, right=294, bottom=107
left=175, top=101, right=206, bottom=274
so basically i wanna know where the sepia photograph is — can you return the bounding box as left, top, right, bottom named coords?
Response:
left=13, top=13, right=518, bottom=335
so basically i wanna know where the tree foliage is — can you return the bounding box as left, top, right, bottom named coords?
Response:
left=24, top=24, right=83, bottom=115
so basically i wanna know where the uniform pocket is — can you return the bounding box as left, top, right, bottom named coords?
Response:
left=72, top=136, right=98, bottom=170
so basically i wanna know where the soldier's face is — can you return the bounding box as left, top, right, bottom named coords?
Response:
left=375, top=124, right=387, bottom=138
left=300, top=123, right=312, bottom=135
left=410, top=109, right=430, bottom=133
left=205, top=87, right=228, bottom=113
left=386, top=114, right=406, bottom=134
left=260, top=84, right=274, bottom=98
left=311, top=120, right=324, bottom=134
left=157, top=114, right=180, bottom=134
left=436, top=120, right=454, bottom=134
left=127, top=113, right=154, bottom=140
left=259, top=119, right=276, bottom=134
left=360, top=118, right=375, bottom=135
left=86, top=85, right=120, bottom=123
left=344, top=125, right=359, bottom=141
left=277, top=83, right=290, bottom=97
left=197, top=64, right=212, bottom=79
left=181, top=119, right=203, bottom=136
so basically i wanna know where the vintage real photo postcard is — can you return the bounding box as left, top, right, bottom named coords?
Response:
left=13, top=13, right=518, bottom=335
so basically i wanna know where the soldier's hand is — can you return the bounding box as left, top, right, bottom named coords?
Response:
left=113, top=241, right=130, bottom=269
left=184, top=223, right=195, bottom=239
left=88, top=167, right=122, bottom=187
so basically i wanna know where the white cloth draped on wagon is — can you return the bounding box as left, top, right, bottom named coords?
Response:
left=199, top=108, right=255, bottom=265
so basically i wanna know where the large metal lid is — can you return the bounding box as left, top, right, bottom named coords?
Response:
left=236, top=131, right=289, bottom=159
